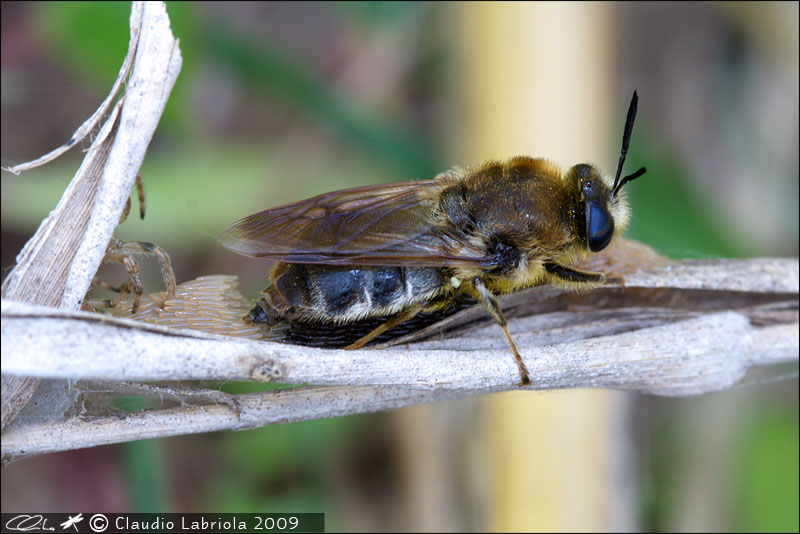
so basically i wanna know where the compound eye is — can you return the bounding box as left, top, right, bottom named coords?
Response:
left=587, top=202, right=614, bottom=252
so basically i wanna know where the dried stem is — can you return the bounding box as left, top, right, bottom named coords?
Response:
left=0, top=2, right=181, bottom=429
left=1, top=257, right=797, bottom=461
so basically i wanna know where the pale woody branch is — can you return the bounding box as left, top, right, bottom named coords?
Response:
left=0, top=305, right=796, bottom=393
left=1, top=266, right=798, bottom=392
left=0, top=1, right=181, bottom=431
left=1, top=257, right=797, bottom=460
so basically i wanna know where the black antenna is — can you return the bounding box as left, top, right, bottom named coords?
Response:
left=612, top=90, right=647, bottom=196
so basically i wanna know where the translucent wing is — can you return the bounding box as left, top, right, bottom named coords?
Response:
left=219, top=180, right=492, bottom=267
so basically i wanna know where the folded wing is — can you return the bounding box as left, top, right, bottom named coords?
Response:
left=219, top=180, right=491, bottom=267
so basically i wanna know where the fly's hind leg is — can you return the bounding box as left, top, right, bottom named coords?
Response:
left=473, top=277, right=531, bottom=387
left=344, top=303, right=425, bottom=350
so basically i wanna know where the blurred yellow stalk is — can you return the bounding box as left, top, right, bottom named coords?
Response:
left=451, top=2, right=634, bottom=531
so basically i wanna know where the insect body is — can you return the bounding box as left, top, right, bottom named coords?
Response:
left=220, top=92, right=647, bottom=386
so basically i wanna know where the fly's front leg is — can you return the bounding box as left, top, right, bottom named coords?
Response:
left=543, top=262, right=605, bottom=288
left=473, top=277, right=530, bottom=386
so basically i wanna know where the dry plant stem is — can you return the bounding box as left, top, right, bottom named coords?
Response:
left=3, top=386, right=469, bottom=460
left=0, top=2, right=181, bottom=429
left=2, top=259, right=797, bottom=389
left=1, top=37, right=137, bottom=175
left=3, top=301, right=796, bottom=391
left=1, top=312, right=796, bottom=460
left=1, top=257, right=797, bottom=460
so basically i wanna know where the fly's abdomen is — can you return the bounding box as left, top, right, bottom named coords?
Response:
left=258, top=263, right=445, bottom=324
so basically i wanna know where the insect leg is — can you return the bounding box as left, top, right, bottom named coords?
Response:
left=99, top=246, right=143, bottom=312
left=89, top=174, right=170, bottom=313
left=118, top=172, right=146, bottom=225
left=92, top=238, right=177, bottom=313
left=344, top=303, right=425, bottom=350
left=121, top=194, right=132, bottom=225
left=112, top=239, right=177, bottom=302
left=473, top=277, right=530, bottom=386
left=135, top=172, right=146, bottom=220
left=543, top=262, right=605, bottom=287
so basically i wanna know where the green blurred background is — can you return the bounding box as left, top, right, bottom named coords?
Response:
left=1, top=2, right=797, bottom=531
